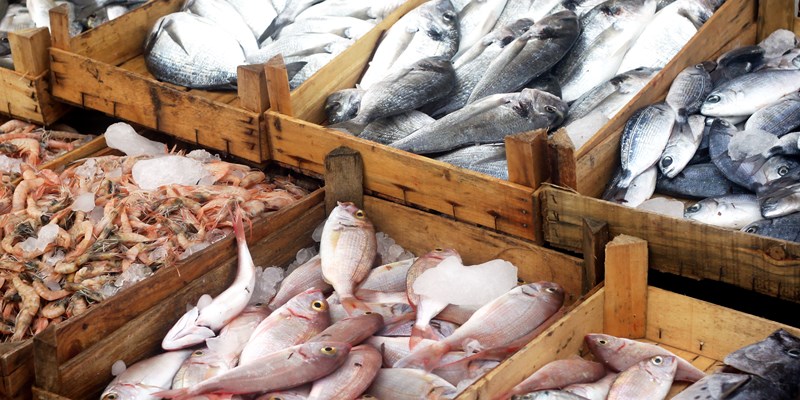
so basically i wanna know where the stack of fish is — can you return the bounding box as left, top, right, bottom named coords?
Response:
left=504, top=329, right=800, bottom=399
left=0, top=0, right=145, bottom=68
left=604, top=29, right=800, bottom=243
left=326, top=0, right=724, bottom=180
left=101, top=202, right=565, bottom=399
left=144, top=0, right=405, bottom=90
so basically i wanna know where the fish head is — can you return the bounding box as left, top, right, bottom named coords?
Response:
left=723, top=329, right=800, bottom=379
left=172, top=347, right=229, bottom=388
left=642, top=355, right=678, bottom=380
left=521, top=89, right=569, bottom=128
left=100, top=384, right=148, bottom=400
left=530, top=10, right=579, bottom=40
left=413, top=56, right=454, bottom=75
left=325, top=89, right=362, bottom=125
left=584, top=334, right=625, bottom=366
left=422, top=247, right=460, bottom=263
left=760, top=189, right=800, bottom=218
left=286, top=288, right=330, bottom=320
left=758, top=157, right=800, bottom=187
left=701, top=87, right=749, bottom=117
left=742, top=219, right=771, bottom=236
left=421, top=0, right=458, bottom=42
left=684, top=198, right=717, bottom=220
left=520, top=281, right=565, bottom=304
left=502, top=18, right=535, bottom=39
left=300, top=341, right=353, bottom=364
left=331, top=201, right=374, bottom=229
left=0, top=32, right=9, bottom=56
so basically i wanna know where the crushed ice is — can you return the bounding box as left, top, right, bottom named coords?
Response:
left=132, top=155, right=212, bottom=190
left=105, top=122, right=168, bottom=157
left=72, top=192, right=96, bottom=212
left=19, top=223, right=60, bottom=253
left=0, top=155, right=22, bottom=174
left=250, top=266, right=284, bottom=305
left=413, top=256, right=518, bottom=307
left=285, top=246, right=318, bottom=274
left=179, top=242, right=211, bottom=260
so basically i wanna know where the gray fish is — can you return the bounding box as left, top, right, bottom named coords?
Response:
left=659, top=114, right=706, bottom=178
left=710, top=45, right=765, bottom=87
left=183, top=0, right=258, bottom=56
left=759, top=176, right=800, bottom=218
left=564, top=67, right=659, bottom=125
left=494, top=0, right=535, bottom=28
left=0, top=32, right=9, bottom=58
left=391, top=88, right=567, bottom=154
left=512, top=391, right=590, bottom=400
left=454, top=0, right=508, bottom=58
left=762, top=47, right=800, bottom=71
left=744, top=91, right=800, bottom=136
left=655, top=163, right=749, bottom=199
left=325, top=88, right=364, bottom=125
left=262, top=0, right=324, bottom=41
left=359, top=111, right=435, bottom=145
left=764, top=132, right=800, bottom=158
left=724, top=374, right=794, bottom=400
left=288, top=53, right=336, bottom=89
left=358, top=0, right=459, bottom=89
left=334, top=56, right=456, bottom=133
left=434, top=143, right=509, bottom=180
left=275, top=16, right=376, bottom=40
left=225, top=0, right=277, bottom=39
left=0, top=4, right=34, bottom=33
left=604, top=165, right=657, bottom=207
left=702, top=69, right=800, bottom=118
left=247, top=32, right=353, bottom=65
left=144, top=12, right=245, bottom=90
left=684, top=194, right=763, bottom=229
left=617, top=102, right=675, bottom=189
left=467, top=10, right=580, bottom=103
left=525, top=72, right=562, bottom=98
left=723, top=329, right=800, bottom=399
left=525, top=0, right=569, bottom=20
left=667, top=62, right=715, bottom=123
left=427, top=18, right=534, bottom=118
left=83, top=3, right=132, bottom=30
left=742, top=212, right=800, bottom=243
left=296, top=0, right=405, bottom=21
left=671, top=373, right=750, bottom=400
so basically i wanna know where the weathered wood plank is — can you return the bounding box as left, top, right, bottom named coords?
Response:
left=548, top=129, right=577, bottom=190
left=757, top=0, right=795, bottom=41
left=265, top=55, right=294, bottom=117
left=581, top=218, right=609, bottom=294
left=8, top=28, right=50, bottom=76
left=506, top=130, right=548, bottom=189
left=267, top=112, right=538, bottom=240
left=604, top=235, right=648, bottom=338
left=324, top=147, right=364, bottom=213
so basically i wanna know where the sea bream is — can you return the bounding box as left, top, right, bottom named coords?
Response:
left=101, top=350, right=192, bottom=400
left=585, top=333, right=706, bottom=381
left=453, top=0, right=508, bottom=58
left=307, top=345, right=382, bottom=400
left=606, top=355, right=677, bottom=400
left=683, top=194, right=763, bottom=229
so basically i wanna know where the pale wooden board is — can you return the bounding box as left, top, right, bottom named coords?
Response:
left=267, top=112, right=538, bottom=240
left=541, top=187, right=800, bottom=301
left=0, top=68, right=67, bottom=124
left=604, top=235, right=648, bottom=338
left=758, top=0, right=795, bottom=41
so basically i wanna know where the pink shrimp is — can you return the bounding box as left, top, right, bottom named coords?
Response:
left=11, top=277, right=40, bottom=341
left=32, top=280, right=70, bottom=301
left=65, top=221, right=94, bottom=262
left=12, top=177, right=44, bottom=211
left=45, top=140, right=74, bottom=152
left=0, top=138, right=41, bottom=165
left=0, top=120, right=34, bottom=134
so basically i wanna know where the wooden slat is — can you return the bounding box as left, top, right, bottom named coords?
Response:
left=38, top=135, right=107, bottom=172
left=8, top=28, right=50, bottom=76
left=0, top=69, right=45, bottom=123
left=604, top=235, right=648, bottom=338
left=265, top=56, right=294, bottom=117
left=237, top=64, right=269, bottom=114
left=48, top=6, right=71, bottom=52
left=267, top=112, right=538, bottom=240
left=581, top=218, right=609, bottom=294
left=325, top=147, right=364, bottom=213
left=33, top=387, right=69, bottom=400
left=758, top=0, right=795, bottom=41
left=548, top=129, right=577, bottom=190
left=541, top=186, right=800, bottom=301
left=505, top=130, right=548, bottom=189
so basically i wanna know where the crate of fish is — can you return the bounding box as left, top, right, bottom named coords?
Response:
left=540, top=25, right=800, bottom=301
left=45, top=0, right=426, bottom=164
left=28, top=188, right=586, bottom=399
left=264, top=0, right=743, bottom=242
left=0, top=123, right=319, bottom=399
left=457, top=234, right=800, bottom=399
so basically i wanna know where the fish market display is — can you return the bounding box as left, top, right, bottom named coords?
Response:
left=103, top=202, right=566, bottom=398
left=0, top=119, right=94, bottom=180
left=144, top=0, right=405, bottom=90
left=603, top=29, right=800, bottom=243
left=327, top=0, right=723, bottom=180
left=0, top=123, right=309, bottom=342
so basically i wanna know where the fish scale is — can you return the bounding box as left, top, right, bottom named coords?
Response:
left=745, top=92, right=800, bottom=136
left=619, top=103, right=675, bottom=188
left=666, top=62, right=714, bottom=122
left=702, top=69, right=800, bottom=117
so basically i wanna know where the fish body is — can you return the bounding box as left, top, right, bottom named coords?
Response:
left=563, top=372, right=618, bottom=400
left=247, top=32, right=352, bottom=65
left=435, top=143, right=509, bottom=180
left=723, top=329, right=800, bottom=399
left=296, top=0, right=405, bottom=21
left=265, top=0, right=325, bottom=40
left=724, top=374, right=794, bottom=400
left=392, top=89, right=567, bottom=154
left=509, top=357, right=606, bottom=395
left=358, top=258, right=415, bottom=292
left=585, top=333, right=705, bottom=381
left=526, top=72, right=563, bottom=98
left=308, top=313, right=384, bottom=346
left=604, top=165, right=657, bottom=207
left=325, top=89, right=364, bottom=125
left=172, top=347, right=230, bottom=389
left=359, top=111, right=435, bottom=145
left=494, top=0, right=535, bottom=28
left=607, top=355, right=677, bottom=400
left=702, top=69, right=800, bottom=118
left=277, top=16, right=376, bottom=40
left=745, top=91, right=800, bottom=136
left=566, top=67, right=658, bottom=125
left=307, top=345, right=382, bottom=400
left=225, top=0, right=277, bottom=39
left=366, top=368, right=458, bottom=399
left=711, top=45, right=765, bottom=87
left=671, top=373, right=750, bottom=400
left=760, top=178, right=800, bottom=218
left=101, top=350, right=192, bottom=400
left=269, top=255, right=331, bottom=310
left=239, top=288, right=330, bottom=365
left=182, top=0, right=258, bottom=56
left=764, top=132, right=800, bottom=159
left=512, top=391, right=591, bottom=400
left=656, top=162, right=749, bottom=199
left=454, top=0, right=508, bottom=58
left=742, top=212, right=800, bottom=242
left=205, top=304, right=269, bottom=368
left=288, top=53, right=337, bottom=89
left=659, top=114, right=706, bottom=178
left=618, top=103, right=676, bottom=188
left=666, top=62, right=715, bottom=123
left=377, top=318, right=459, bottom=339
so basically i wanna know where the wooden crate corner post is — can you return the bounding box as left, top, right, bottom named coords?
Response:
left=264, top=55, right=294, bottom=117
left=582, top=218, right=610, bottom=294
left=505, top=129, right=550, bottom=188
left=33, top=324, right=60, bottom=393
left=238, top=64, right=272, bottom=162
left=324, top=147, right=364, bottom=214
left=7, top=27, right=51, bottom=76
left=547, top=129, right=578, bottom=190
left=48, top=5, right=72, bottom=52
left=604, top=234, right=648, bottom=338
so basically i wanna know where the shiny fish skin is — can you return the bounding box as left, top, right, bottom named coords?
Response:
left=525, top=72, right=562, bottom=98
left=320, top=202, right=377, bottom=314
left=563, top=372, right=618, bottom=400
left=296, top=0, right=405, bottom=21
left=359, top=258, right=415, bottom=292
left=377, top=318, right=459, bottom=339
left=512, top=391, right=590, bottom=400
left=264, top=0, right=325, bottom=40
left=759, top=176, right=800, bottom=218
left=667, top=62, right=715, bottom=123
left=659, top=114, right=706, bottom=178
left=359, top=111, right=435, bottom=145
left=724, top=374, right=794, bottom=400
left=276, top=16, right=375, bottom=40
left=289, top=53, right=336, bottom=89
left=435, top=143, right=509, bottom=180
left=325, top=89, right=364, bottom=125
left=225, top=0, right=276, bottom=39
left=607, top=355, right=677, bottom=400
left=655, top=163, right=749, bottom=199
left=565, top=67, right=659, bottom=125
left=509, top=357, right=606, bottom=395
left=392, top=89, right=567, bottom=155
left=742, top=212, right=800, bottom=243
left=604, top=165, right=657, bottom=207
left=246, top=32, right=352, bottom=65
left=308, top=313, right=384, bottom=346
left=585, top=334, right=705, bottom=381
left=182, top=0, right=258, bottom=56
left=172, top=347, right=230, bottom=389
left=764, top=131, right=800, bottom=159
left=454, top=0, right=508, bottom=58
left=723, top=329, right=800, bottom=399
left=710, top=45, right=765, bottom=87
left=366, top=368, right=457, bottom=399
left=205, top=304, right=269, bottom=368
left=702, top=69, right=800, bottom=118
left=745, top=91, right=800, bottom=136
left=101, top=350, right=192, bottom=400
left=618, top=103, right=675, bottom=188
left=671, top=373, right=750, bottom=400
left=308, top=345, right=382, bottom=400
left=494, top=0, right=535, bottom=28
left=268, top=255, right=332, bottom=311
left=684, top=194, right=762, bottom=229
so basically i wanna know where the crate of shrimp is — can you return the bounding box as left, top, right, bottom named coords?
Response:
left=29, top=188, right=587, bottom=399
left=458, top=234, right=800, bottom=400
left=0, top=123, right=319, bottom=399
left=263, top=0, right=744, bottom=242
left=540, top=26, right=800, bottom=301
left=45, top=0, right=427, bottom=163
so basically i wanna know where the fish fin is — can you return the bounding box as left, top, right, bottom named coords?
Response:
left=340, top=295, right=371, bottom=316
left=197, top=294, right=213, bottom=310
left=393, top=340, right=451, bottom=371
left=163, top=18, right=189, bottom=56
left=409, top=324, right=437, bottom=350
left=285, top=61, right=308, bottom=80
left=233, top=209, right=246, bottom=244
left=676, top=108, right=688, bottom=125
left=436, top=348, right=508, bottom=370
left=153, top=388, right=190, bottom=399
left=355, top=289, right=408, bottom=304
left=205, top=336, right=237, bottom=367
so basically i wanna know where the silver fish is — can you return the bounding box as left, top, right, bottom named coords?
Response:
left=494, top=0, right=535, bottom=28
left=617, top=102, right=675, bottom=189
left=225, top=0, right=276, bottom=39
left=723, top=329, right=800, bottom=399
left=655, top=162, right=749, bottom=199
left=359, top=111, right=435, bottom=145
left=276, top=16, right=376, bottom=40
left=671, top=373, right=750, bottom=400
left=710, top=45, right=765, bottom=87
left=745, top=91, right=800, bottom=136
left=325, top=89, right=364, bottom=125
left=263, top=0, right=324, bottom=40
left=742, top=212, right=800, bottom=243
left=247, top=32, right=353, bottom=65
left=604, top=165, right=657, bottom=207
left=659, top=114, right=706, bottom=178
left=764, top=132, right=800, bottom=159
left=684, top=194, right=762, bottom=229
left=702, top=69, right=800, bottom=118
left=435, top=143, right=509, bottom=180
left=392, top=89, right=567, bottom=155
left=101, top=350, right=192, bottom=400
left=666, top=62, right=715, bottom=123
left=525, top=72, right=562, bottom=98
left=289, top=52, right=336, bottom=89
left=759, top=178, right=800, bottom=218
left=296, top=0, right=405, bottom=21
left=565, top=67, right=659, bottom=125
left=453, top=0, right=508, bottom=58
left=182, top=0, right=258, bottom=56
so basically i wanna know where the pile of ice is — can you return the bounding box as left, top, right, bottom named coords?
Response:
left=132, top=155, right=214, bottom=190
left=413, top=255, right=518, bottom=308
left=376, top=232, right=415, bottom=264
left=0, top=155, right=23, bottom=174
left=105, top=122, right=168, bottom=157
left=100, top=263, right=155, bottom=299
left=19, top=223, right=60, bottom=254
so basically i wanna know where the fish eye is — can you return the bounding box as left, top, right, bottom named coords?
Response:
left=744, top=226, right=758, bottom=233
left=652, top=356, right=664, bottom=365
left=364, top=311, right=373, bottom=315
left=321, top=346, right=338, bottom=355
left=193, top=350, right=204, bottom=356
left=706, top=95, right=721, bottom=103
left=661, top=156, right=673, bottom=168
left=694, top=63, right=704, bottom=69
left=355, top=210, right=365, bottom=219
left=544, top=105, right=557, bottom=113
left=442, top=11, right=456, bottom=21
left=361, top=396, right=377, bottom=399
left=270, top=397, right=283, bottom=400
left=255, top=302, right=263, bottom=306
left=545, top=287, right=557, bottom=293
left=103, top=394, right=119, bottom=400
left=778, top=166, right=790, bottom=176
left=787, top=349, right=800, bottom=357
left=517, top=278, right=525, bottom=283
left=598, top=339, right=608, bottom=345
left=311, top=300, right=327, bottom=311
left=434, top=247, right=443, bottom=252
left=686, top=204, right=701, bottom=213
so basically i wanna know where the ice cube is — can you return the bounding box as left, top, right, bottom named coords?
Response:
left=107, top=168, right=123, bottom=179
left=73, top=192, right=96, bottom=212
left=295, top=247, right=317, bottom=265
left=37, top=224, right=59, bottom=249
left=149, top=246, right=168, bottom=262
left=132, top=155, right=212, bottom=190
left=114, top=263, right=153, bottom=289
left=312, top=220, right=327, bottom=242
left=637, top=197, right=685, bottom=218
left=44, top=249, right=65, bottom=266
left=759, top=29, right=800, bottom=59
left=88, top=205, right=105, bottom=224
left=412, top=256, right=518, bottom=307
left=728, top=130, right=774, bottom=161
left=75, top=158, right=98, bottom=179
left=0, top=155, right=22, bottom=174
left=206, top=228, right=229, bottom=244
left=250, top=266, right=285, bottom=305
left=179, top=242, right=211, bottom=260
left=104, top=122, right=168, bottom=156
left=386, top=244, right=404, bottom=263
left=187, top=149, right=219, bottom=162
left=99, top=283, right=120, bottom=300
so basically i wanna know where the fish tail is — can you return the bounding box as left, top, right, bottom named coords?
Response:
left=410, top=324, right=439, bottom=350
left=393, top=340, right=451, bottom=371
left=340, top=295, right=371, bottom=316
left=233, top=208, right=246, bottom=244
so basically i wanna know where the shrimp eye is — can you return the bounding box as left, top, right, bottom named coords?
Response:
left=778, top=166, right=790, bottom=176
left=744, top=226, right=758, bottom=233
left=706, top=95, right=721, bottom=103
left=311, top=300, right=327, bottom=311
left=355, top=210, right=365, bottom=219
left=193, top=350, right=204, bottom=356
left=321, top=346, right=337, bottom=355
left=544, top=105, right=557, bottom=113
left=787, top=349, right=800, bottom=358
left=686, top=204, right=701, bottom=213
left=598, top=339, right=608, bottom=345
left=652, top=356, right=664, bottom=365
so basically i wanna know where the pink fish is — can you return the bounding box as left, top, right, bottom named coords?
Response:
left=366, top=368, right=457, bottom=399
left=563, top=372, right=618, bottom=400
left=508, top=356, right=606, bottom=395
left=607, top=355, right=677, bottom=400
left=205, top=304, right=270, bottom=368
left=308, top=313, right=385, bottom=346
left=585, top=334, right=706, bottom=382
left=268, top=255, right=332, bottom=311
left=308, top=345, right=383, bottom=400
left=359, top=258, right=415, bottom=292
left=172, top=347, right=231, bottom=389
left=101, top=350, right=192, bottom=400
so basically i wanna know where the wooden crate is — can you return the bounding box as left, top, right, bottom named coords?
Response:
left=458, top=234, right=800, bottom=399
left=31, top=191, right=586, bottom=399
left=46, top=0, right=427, bottom=163
left=758, top=0, right=799, bottom=40
left=0, top=28, right=69, bottom=125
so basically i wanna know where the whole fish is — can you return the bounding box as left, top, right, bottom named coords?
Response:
left=710, top=45, right=765, bottom=87
left=395, top=282, right=564, bottom=371
left=604, top=165, right=657, bottom=207
left=358, top=259, right=415, bottom=292
left=162, top=212, right=255, bottom=349
left=406, top=248, right=460, bottom=348
left=392, top=89, right=567, bottom=155
left=723, top=329, right=800, bottom=399
left=205, top=304, right=270, bottom=368
left=585, top=333, right=705, bottom=381
left=435, top=143, right=509, bottom=180
left=156, top=342, right=351, bottom=398
left=182, top=0, right=258, bottom=56
left=262, top=0, right=324, bottom=40
left=512, top=391, right=590, bottom=400
left=328, top=296, right=414, bottom=325
left=508, top=357, right=606, bottom=396
left=563, top=372, right=618, bottom=400
left=366, top=368, right=458, bottom=399
left=659, top=114, right=706, bottom=178
left=367, top=336, right=433, bottom=367
left=467, top=11, right=580, bottom=103
left=358, top=0, right=459, bottom=89
left=225, top=0, right=276, bottom=39
left=337, top=57, right=456, bottom=133
left=325, top=89, right=364, bottom=125
left=607, top=355, right=677, bottom=400
left=377, top=318, right=459, bottom=339
left=247, top=32, right=353, bottom=65
left=172, top=347, right=230, bottom=389
left=671, top=373, right=750, bottom=400
left=239, top=288, right=330, bottom=365
left=702, top=69, right=800, bottom=118
left=307, top=345, right=383, bottom=400
left=760, top=176, right=800, bottom=218
left=684, top=194, right=762, bottom=229
left=145, top=12, right=245, bottom=90
left=359, top=111, right=436, bottom=145
left=744, top=91, right=800, bottom=136
left=666, top=62, right=715, bottom=123
left=454, top=0, right=508, bottom=58
left=742, top=212, right=800, bottom=242
left=565, top=67, right=659, bottom=126
left=655, top=163, right=749, bottom=199
left=617, top=103, right=676, bottom=189
left=320, top=202, right=377, bottom=314
left=101, top=350, right=192, bottom=400
left=526, top=72, right=563, bottom=98
left=308, top=313, right=385, bottom=346
left=276, top=16, right=375, bottom=40
left=296, top=0, right=405, bottom=21
left=268, top=255, right=332, bottom=311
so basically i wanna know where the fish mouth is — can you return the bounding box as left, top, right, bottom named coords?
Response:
left=760, top=198, right=789, bottom=218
